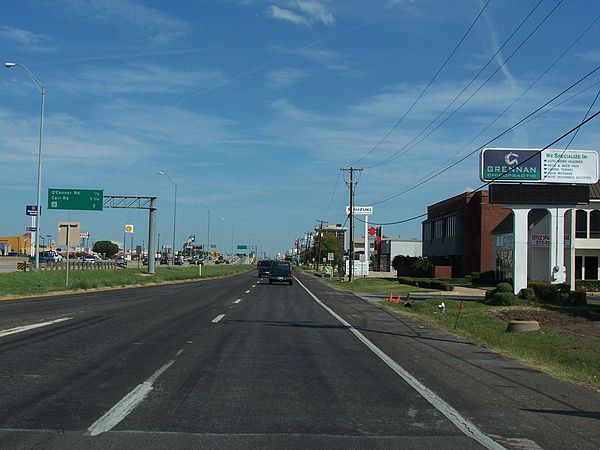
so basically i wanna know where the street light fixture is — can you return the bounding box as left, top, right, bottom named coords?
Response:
left=158, top=171, right=177, bottom=265
left=5, top=62, right=45, bottom=270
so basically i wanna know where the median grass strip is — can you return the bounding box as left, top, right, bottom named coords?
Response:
left=0, top=265, right=253, bottom=298
left=388, top=299, right=600, bottom=389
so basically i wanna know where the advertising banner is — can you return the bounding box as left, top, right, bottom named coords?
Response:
left=480, top=148, right=598, bottom=184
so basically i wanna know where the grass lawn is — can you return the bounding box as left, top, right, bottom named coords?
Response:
left=322, top=276, right=436, bottom=294
left=388, top=299, right=600, bottom=390
left=0, top=265, right=253, bottom=299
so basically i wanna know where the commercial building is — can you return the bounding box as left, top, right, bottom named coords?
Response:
left=493, top=182, right=600, bottom=288
left=422, top=190, right=511, bottom=277
left=378, top=238, right=422, bottom=272
left=0, top=234, right=33, bottom=256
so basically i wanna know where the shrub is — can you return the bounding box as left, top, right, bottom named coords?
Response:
left=519, top=288, right=536, bottom=301
left=397, top=276, right=453, bottom=291
left=495, top=282, right=513, bottom=293
left=566, top=290, right=587, bottom=306
left=469, top=272, right=481, bottom=282
left=487, top=291, right=519, bottom=306
left=480, top=271, right=497, bottom=284
left=529, top=282, right=561, bottom=304
left=556, top=283, right=571, bottom=295
left=575, top=280, right=600, bottom=291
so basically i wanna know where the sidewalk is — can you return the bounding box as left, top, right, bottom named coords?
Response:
left=358, top=285, right=487, bottom=302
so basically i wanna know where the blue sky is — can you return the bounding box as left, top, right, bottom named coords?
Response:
left=2, top=0, right=600, bottom=257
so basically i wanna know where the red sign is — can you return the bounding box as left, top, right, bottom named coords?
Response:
left=368, top=226, right=376, bottom=236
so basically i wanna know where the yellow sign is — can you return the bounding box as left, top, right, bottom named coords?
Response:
left=124, top=224, right=134, bottom=234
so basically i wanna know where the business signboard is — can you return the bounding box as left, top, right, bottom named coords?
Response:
left=345, top=206, right=373, bottom=215
left=26, top=205, right=40, bottom=216
left=480, top=148, right=598, bottom=184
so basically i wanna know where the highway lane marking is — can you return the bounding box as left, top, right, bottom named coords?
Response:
left=294, top=277, right=507, bottom=450
left=234, top=299, right=242, bottom=304
left=0, top=317, right=73, bottom=339
left=211, top=314, right=226, bottom=323
left=252, top=285, right=256, bottom=288
left=245, top=290, right=251, bottom=294
left=88, top=357, right=177, bottom=436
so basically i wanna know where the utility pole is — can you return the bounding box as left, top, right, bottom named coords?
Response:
left=315, top=219, right=328, bottom=271
left=342, top=167, right=362, bottom=282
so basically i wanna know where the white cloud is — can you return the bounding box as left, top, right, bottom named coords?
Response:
left=54, top=63, right=224, bottom=95
left=273, top=45, right=352, bottom=71
left=266, top=5, right=310, bottom=26
left=266, top=67, right=310, bottom=90
left=265, top=1, right=335, bottom=27
left=0, top=25, right=55, bottom=51
left=59, top=0, right=191, bottom=45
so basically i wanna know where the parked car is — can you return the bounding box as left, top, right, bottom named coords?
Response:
left=160, top=256, right=170, bottom=265
left=83, top=254, right=101, bottom=264
left=115, top=257, right=127, bottom=267
left=174, top=256, right=184, bottom=265
left=29, top=251, right=62, bottom=263
left=257, top=260, right=273, bottom=278
left=268, top=261, right=293, bottom=285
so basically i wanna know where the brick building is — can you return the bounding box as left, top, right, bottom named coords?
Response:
left=422, top=190, right=510, bottom=277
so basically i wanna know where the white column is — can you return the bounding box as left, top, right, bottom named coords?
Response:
left=548, top=207, right=568, bottom=284
left=364, top=215, right=369, bottom=276
left=512, top=208, right=530, bottom=295
left=568, top=210, right=576, bottom=289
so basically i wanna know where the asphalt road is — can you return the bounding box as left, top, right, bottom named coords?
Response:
left=0, top=271, right=598, bottom=449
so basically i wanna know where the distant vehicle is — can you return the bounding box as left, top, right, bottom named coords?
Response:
left=174, top=256, right=184, bottom=265
left=268, top=261, right=293, bottom=285
left=115, top=257, right=127, bottom=267
left=29, top=251, right=62, bottom=263
left=258, top=260, right=273, bottom=278
left=83, top=254, right=101, bottom=264
left=142, top=257, right=148, bottom=266
left=160, top=256, right=170, bottom=265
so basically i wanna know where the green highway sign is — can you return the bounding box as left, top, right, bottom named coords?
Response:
left=48, top=188, right=104, bottom=211
left=237, top=244, right=248, bottom=250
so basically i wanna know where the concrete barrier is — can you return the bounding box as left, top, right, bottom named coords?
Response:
left=506, top=320, right=540, bottom=333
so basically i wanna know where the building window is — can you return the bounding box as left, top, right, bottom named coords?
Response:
left=445, top=215, right=456, bottom=237
left=591, top=210, right=600, bottom=239
left=576, top=210, right=587, bottom=238
left=434, top=220, right=443, bottom=239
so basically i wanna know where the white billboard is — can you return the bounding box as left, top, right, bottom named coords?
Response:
left=346, top=206, right=373, bottom=215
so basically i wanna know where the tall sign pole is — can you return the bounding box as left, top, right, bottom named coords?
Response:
left=342, top=167, right=362, bottom=282
left=315, top=219, right=327, bottom=271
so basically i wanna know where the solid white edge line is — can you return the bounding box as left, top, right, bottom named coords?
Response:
left=294, top=276, right=506, bottom=450
left=0, top=317, right=73, bottom=339
left=87, top=358, right=176, bottom=436
left=211, top=314, right=226, bottom=323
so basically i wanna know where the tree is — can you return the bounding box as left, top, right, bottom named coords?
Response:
left=93, top=240, right=119, bottom=258
left=318, top=232, right=344, bottom=268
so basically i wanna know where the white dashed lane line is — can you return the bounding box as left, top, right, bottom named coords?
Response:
left=245, top=290, right=251, bottom=294
left=234, top=299, right=242, bottom=304
left=211, top=314, right=226, bottom=323
left=0, top=317, right=73, bottom=339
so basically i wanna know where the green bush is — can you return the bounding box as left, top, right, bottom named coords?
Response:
left=495, top=282, right=513, bottom=293
left=566, top=290, right=587, bottom=306
left=487, top=291, right=519, bottom=306
left=469, top=272, right=481, bottom=282
left=519, top=288, right=536, bottom=301
left=556, top=283, right=571, bottom=295
left=575, top=280, right=600, bottom=291
left=529, top=282, right=561, bottom=304
left=397, top=276, right=453, bottom=291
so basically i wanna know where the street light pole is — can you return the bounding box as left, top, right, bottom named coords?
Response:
left=5, top=62, right=45, bottom=270
left=159, top=171, right=177, bottom=265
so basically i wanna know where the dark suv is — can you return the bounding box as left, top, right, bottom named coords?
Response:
left=257, top=260, right=273, bottom=278
left=268, top=261, right=293, bottom=285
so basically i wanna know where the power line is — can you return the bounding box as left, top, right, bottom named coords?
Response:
left=349, top=0, right=493, bottom=166
left=371, top=63, right=600, bottom=205
left=363, top=106, right=600, bottom=226
left=366, top=0, right=565, bottom=169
